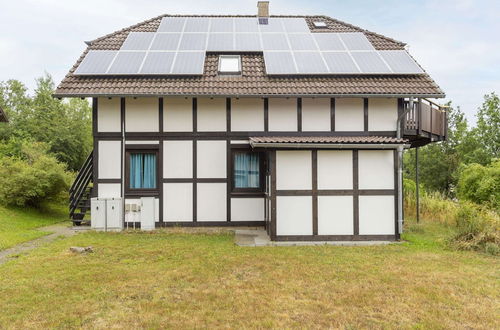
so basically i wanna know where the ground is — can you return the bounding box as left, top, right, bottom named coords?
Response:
left=0, top=217, right=498, bottom=329
left=0, top=203, right=66, bottom=250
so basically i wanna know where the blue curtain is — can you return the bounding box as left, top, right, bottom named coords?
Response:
left=235, top=152, right=260, bottom=188
left=130, top=153, right=156, bottom=189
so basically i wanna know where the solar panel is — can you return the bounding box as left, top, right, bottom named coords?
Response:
left=263, top=51, right=297, bottom=74
left=313, top=33, right=345, bottom=51
left=210, top=18, right=234, bottom=33
left=294, top=52, right=328, bottom=73
left=207, top=33, right=234, bottom=51
left=74, top=50, right=117, bottom=74
left=234, top=33, right=261, bottom=51
left=120, top=32, right=155, bottom=50
left=322, top=52, right=360, bottom=73
left=234, top=18, right=260, bottom=32
left=107, top=52, right=146, bottom=74
left=379, top=50, right=423, bottom=73
left=350, top=52, right=391, bottom=73
left=140, top=52, right=175, bottom=74
left=282, top=18, right=310, bottom=33
left=339, top=33, right=374, bottom=50
left=261, top=33, right=289, bottom=50
left=288, top=33, right=317, bottom=51
left=150, top=33, right=181, bottom=51
left=184, top=17, right=210, bottom=32
left=171, top=52, right=205, bottom=74
left=178, top=33, right=208, bottom=51
left=258, top=18, right=285, bottom=33
left=158, top=17, right=186, bottom=32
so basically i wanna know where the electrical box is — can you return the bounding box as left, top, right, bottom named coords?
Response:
left=140, top=197, right=156, bottom=231
left=91, top=198, right=123, bottom=231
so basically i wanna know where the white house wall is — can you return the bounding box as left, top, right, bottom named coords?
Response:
left=368, top=98, right=398, bottom=131
left=276, top=150, right=312, bottom=190
left=163, top=140, right=193, bottom=178
left=197, top=183, right=227, bottom=221
left=359, top=196, right=395, bottom=235
left=197, top=98, right=226, bottom=132
left=92, top=96, right=400, bottom=237
left=302, top=98, right=331, bottom=131
left=97, top=98, right=121, bottom=132
left=197, top=140, right=226, bottom=178
left=269, top=98, right=297, bottom=131
left=335, top=98, right=364, bottom=131
left=317, top=150, right=353, bottom=189
left=358, top=150, right=394, bottom=189
left=98, top=140, right=121, bottom=179
left=98, top=183, right=121, bottom=198
left=318, top=196, right=354, bottom=235
left=125, top=98, right=159, bottom=132
left=164, top=183, right=193, bottom=221
left=231, top=98, right=264, bottom=131
left=163, top=98, right=193, bottom=132
left=276, top=196, right=313, bottom=235
left=231, top=198, right=265, bottom=221
left=272, top=149, right=397, bottom=239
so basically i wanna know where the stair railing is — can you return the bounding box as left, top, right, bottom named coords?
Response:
left=69, top=152, right=93, bottom=218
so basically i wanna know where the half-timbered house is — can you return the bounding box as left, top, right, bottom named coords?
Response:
left=56, top=2, right=447, bottom=241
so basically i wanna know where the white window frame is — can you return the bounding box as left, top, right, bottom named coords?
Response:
left=218, top=55, right=241, bottom=75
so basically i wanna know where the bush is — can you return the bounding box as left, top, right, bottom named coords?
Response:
left=450, top=202, right=500, bottom=255
left=457, top=160, right=500, bottom=211
left=0, top=141, right=72, bottom=207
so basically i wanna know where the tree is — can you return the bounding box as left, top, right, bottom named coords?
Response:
left=475, top=93, right=500, bottom=160
left=0, top=75, right=92, bottom=171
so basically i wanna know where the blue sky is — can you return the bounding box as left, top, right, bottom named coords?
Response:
left=0, top=0, right=498, bottom=124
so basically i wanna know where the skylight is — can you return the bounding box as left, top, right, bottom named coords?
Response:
left=313, top=21, right=327, bottom=28
left=218, top=55, right=241, bottom=75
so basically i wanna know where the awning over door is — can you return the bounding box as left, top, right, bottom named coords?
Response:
left=249, top=136, right=409, bottom=149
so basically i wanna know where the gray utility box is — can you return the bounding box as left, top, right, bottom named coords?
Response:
left=91, top=198, right=123, bottom=231
left=140, top=197, right=156, bottom=231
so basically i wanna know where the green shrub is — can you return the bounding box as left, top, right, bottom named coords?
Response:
left=457, top=160, right=500, bottom=211
left=449, top=202, right=500, bottom=255
left=0, top=141, right=72, bottom=207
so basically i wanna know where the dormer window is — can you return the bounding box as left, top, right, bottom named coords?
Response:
left=218, top=55, right=241, bottom=75
left=313, top=21, right=327, bottom=28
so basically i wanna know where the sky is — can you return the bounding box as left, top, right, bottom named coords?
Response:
left=0, top=0, right=499, bottom=125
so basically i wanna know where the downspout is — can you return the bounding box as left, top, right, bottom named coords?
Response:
left=121, top=100, right=126, bottom=230
left=396, top=97, right=413, bottom=235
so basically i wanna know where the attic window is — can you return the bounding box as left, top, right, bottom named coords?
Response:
left=218, top=55, right=241, bottom=75
left=313, top=21, right=327, bottom=28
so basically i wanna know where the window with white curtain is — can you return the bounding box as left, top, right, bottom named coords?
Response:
left=233, top=151, right=262, bottom=190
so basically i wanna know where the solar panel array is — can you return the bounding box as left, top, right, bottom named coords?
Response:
left=74, top=17, right=424, bottom=76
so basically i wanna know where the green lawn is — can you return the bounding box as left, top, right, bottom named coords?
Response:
left=0, top=220, right=498, bottom=329
left=0, top=203, right=67, bottom=250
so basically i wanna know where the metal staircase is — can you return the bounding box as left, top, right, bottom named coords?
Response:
left=69, top=152, right=93, bottom=226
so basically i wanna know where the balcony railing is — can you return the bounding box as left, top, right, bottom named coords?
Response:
left=403, top=98, right=448, bottom=140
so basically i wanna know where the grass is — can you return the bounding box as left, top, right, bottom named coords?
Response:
left=0, top=220, right=498, bottom=329
left=0, top=203, right=67, bottom=250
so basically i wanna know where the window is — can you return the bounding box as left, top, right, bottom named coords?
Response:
left=218, top=55, right=241, bottom=75
left=128, top=152, right=157, bottom=190
left=232, top=151, right=264, bottom=191
left=313, top=21, right=327, bottom=28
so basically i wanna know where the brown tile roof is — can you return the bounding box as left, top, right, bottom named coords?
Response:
left=0, top=107, right=7, bottom=123
left=54, top=15, right=444, bottom=98
left=250, top=136, right=408, bottom=145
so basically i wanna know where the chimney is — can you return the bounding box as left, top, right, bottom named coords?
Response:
left=257, top=1, right=269, bottom=24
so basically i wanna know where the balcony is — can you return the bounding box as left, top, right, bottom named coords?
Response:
left=403, top=98, right=448, bottom=148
